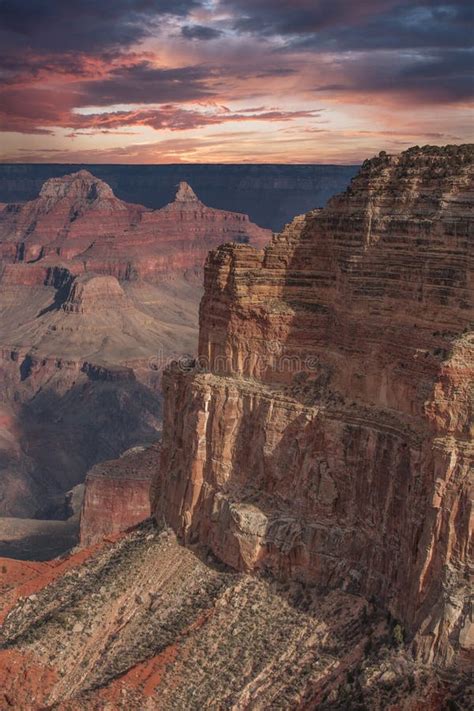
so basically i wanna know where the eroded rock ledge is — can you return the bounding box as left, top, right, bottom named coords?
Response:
left=154, top=145, right=474, bottom=668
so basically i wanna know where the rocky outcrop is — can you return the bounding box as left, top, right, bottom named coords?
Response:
left=0, top=521, right=470, bottom=709
left=154, top=145, right=474, bottom=668
left=79, top=445, right=158, bottom=546
left=0, top=171, right=271, bottom=280
left=0, top=163, right=359, bottom=231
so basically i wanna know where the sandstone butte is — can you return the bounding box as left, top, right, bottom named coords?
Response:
left=154, top=144, right=473, bottom=668
left=0, top=171, right=271, bottom=281
left=0, top=145, right=472, bottom=710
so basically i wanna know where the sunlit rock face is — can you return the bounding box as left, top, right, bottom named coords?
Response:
left=154, top=145, right=474, bottom=667
left=0, top=171, right=272, bottom=281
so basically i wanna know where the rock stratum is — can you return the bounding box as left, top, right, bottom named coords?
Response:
left=0, top=171, right=271, bottom=281
left=154, top=145, right=473, bottom=668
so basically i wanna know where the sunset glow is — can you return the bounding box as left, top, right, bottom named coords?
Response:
left=1, top=0, right=472, bottom=163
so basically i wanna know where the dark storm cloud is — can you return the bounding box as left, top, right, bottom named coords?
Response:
left=283, top=1, right=473, bottom=51
left=0, top=0, right=201, bottom=52
left=79, top=62, right=217, bottom=105
left=0, top=51, right=104, bottom=86
left=314, top=48, right=474, bottom=103
left=181, top=25, right=223, bottom=40
left=221, top=0, right=403, bottom=36
left=221, top=0, right=472, bottom=48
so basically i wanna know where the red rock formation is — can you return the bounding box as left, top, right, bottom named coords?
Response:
left=79, top=445, right=158, bottom=546
left=0, top=172, right=271, bottom=281
left=62, top=273, right=131, bottom=314
left=154, top=145, right=474, bottom=667
left=0, top=170, right=269, bottom=522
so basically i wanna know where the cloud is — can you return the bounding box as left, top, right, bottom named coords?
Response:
left=81, top=105, right=322, bottom=131
left=0, top=85, right=81, bottom=134
left=217, top=1, right=473, bottom=103
left=282, top=1, right=473, bottom=52
left=0, top=0, right=201, bottom=53
left=181, top=25, right=223, bottom=40
left=0, top=99, right=322, bottom=135
left=220, top=0, right=404, bottom=37
left=221, top=0, right=472, bottom=48
left=79, top=62, right=217, bottom=105
left=313, top=48, right=474, bottom=103
left=0, top=0, right=472, bottom=160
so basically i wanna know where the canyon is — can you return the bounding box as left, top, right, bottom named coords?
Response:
left=0, top=144, right=471, bottom=708
left=0, top=171, right=270, bottom=553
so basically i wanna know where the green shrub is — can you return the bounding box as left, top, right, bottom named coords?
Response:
left=392, top=623, right=404, bottom=647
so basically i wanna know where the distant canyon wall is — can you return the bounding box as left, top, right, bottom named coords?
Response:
left=0, top=164, right=358, bottom=232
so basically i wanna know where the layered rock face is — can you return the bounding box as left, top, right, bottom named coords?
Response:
left=154, top=145, right=473, bottom=667
left=61, top=274, right=131, bottom=314
left=0, top=163, right=359, bottom=231
left=0, top=171, right=271, bottom=280
left=79, top=445, right=158, bottom=546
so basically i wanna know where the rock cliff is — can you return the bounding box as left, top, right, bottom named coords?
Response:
left=0, top=171, right=271, bottom=280
left=79, top=445, right=158, bottom=546
left=0, top=170, right=271, bottom=529
left=0, top=145, right=471, bottom=708
left=154, top=145, right=473, bottom=668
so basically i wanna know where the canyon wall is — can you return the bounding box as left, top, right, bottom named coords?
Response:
left=0, top=172, right=271, bottom=281
left=154, top=145, right=473, bottom=667
left=0, top=164, right=359, bottom=232
left=0, top=266, right=199, bottom=518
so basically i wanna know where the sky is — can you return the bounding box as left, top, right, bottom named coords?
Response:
left=0, top=0, right=472, bottom=163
